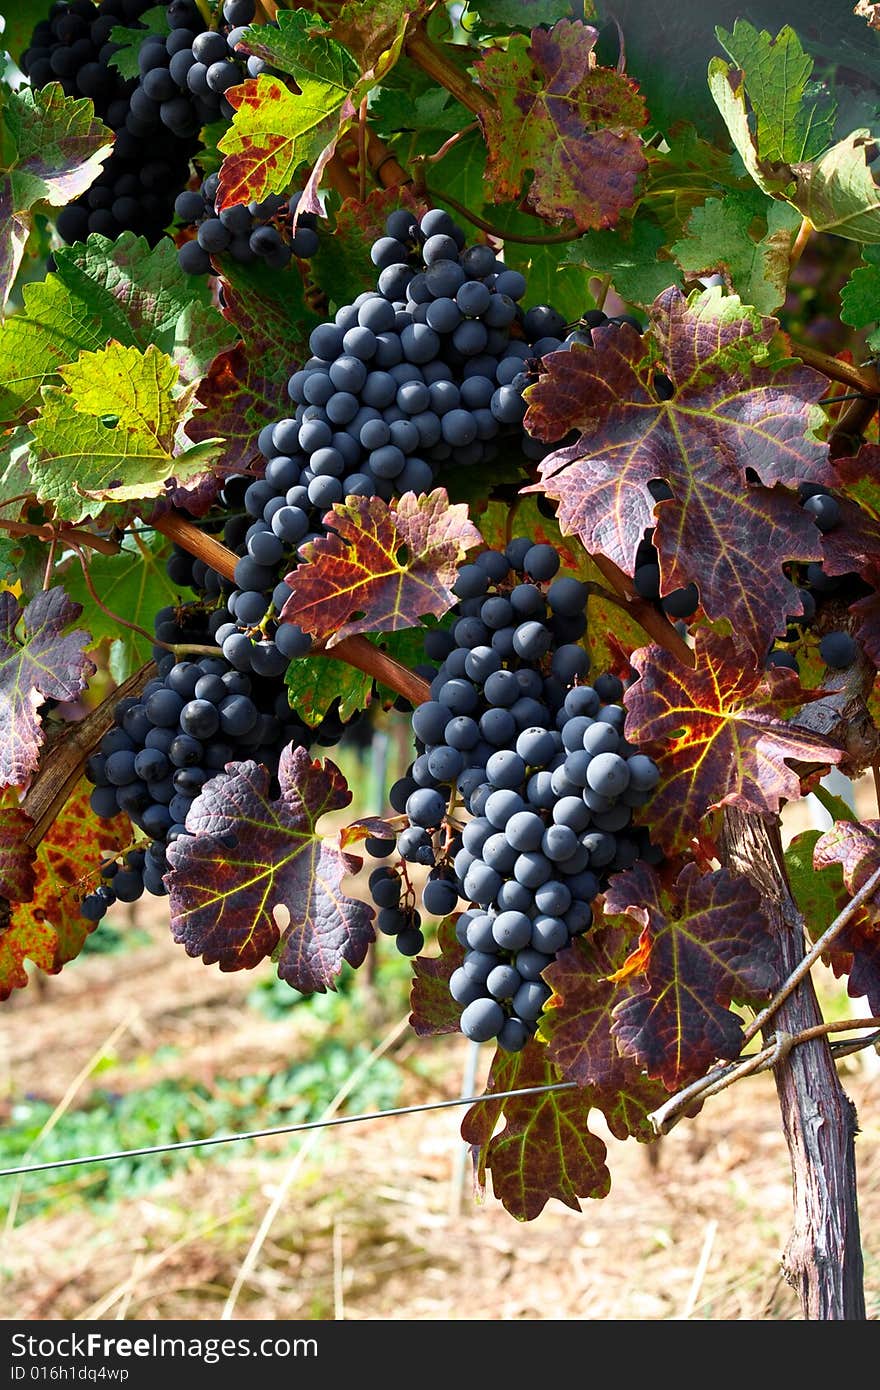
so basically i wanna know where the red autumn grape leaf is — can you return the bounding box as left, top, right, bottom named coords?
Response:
left=460, top=1038, right=610, bottom=1220
left=473, top=20, right=648, bottom=230
left=623, top=631, right=843, bottom=854
left=1, top=781, right=130, bottom=1000
left=539, top=930, right=669, bottom=1141
left=281, top=489, right=483, bottom=647
left=409, top=914, right=465, bottom=1036
left=166, top=746, right=374, bottom=994
left=0, top=588, right=95, bottom=790
left=523, top=286, right=833, bottom=660
left=814, top=818, right=880, bottom=921
left=181, top=260, right=320, bottom=505
left=337, top=815, right=397, bottom=850
left=0, top=805, right=36, bottom=904
left=602, top=861, right=778, bottom=1091
left=822, top=917, right=880, bottom=1017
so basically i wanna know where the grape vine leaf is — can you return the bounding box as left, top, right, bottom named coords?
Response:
left=284, top=627, right=427, bottom=728
left=219, top=8, right=408, bottom=215
left=0, top=588, right=94, bottom=790
left=786, top=828, right=849, bottom=940
left=1, top=3, right=54, bottom=64
left=473, top=20, right=648, bottom=230
left=787, top=827, right=880, bottom=1015
left=166, top=746, right=374, bottom=994
left=623, top=631, right=843, bottom=855
left=523, top=286, right=833, bottom=661
left=539, top=931, right=669, bottom=1141
left=28, top=342, right=222, bottom=523
left=184, top=257, right=319, bottom=491
left=62, top=531, right=180, bottom=683
left=712, top=21, right=836, bottom=173
left=814, top=818, right=880, bottom=921
left=0, top=780, right=130, bottom=1000
left=670, top=190, right=801, bottom=315
left=472, top=1, right=575, bottom=33
left=840, top=245, right=880, bottom=351
left=281, top=489, right=483, bottom=647
left=563, top=210, right=683, bottom=309
left=409, top=915, right=465, bottom=1036
left=107, top=6, right=170, bottom=79
left=460, top=1040, right=611, bottom=1221
left=0, top=804, right=36, bottom=904
left=602, top=861, right=778, bottom=1090
left=788, top=131, right=880, bottom=243
left=326, top=0, right=431, bottom=70
left=0, top=232, right=230, bottom=423
left=0, top=83, right=113, bottom=310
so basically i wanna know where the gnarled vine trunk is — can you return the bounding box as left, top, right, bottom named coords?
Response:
left=720, top=808, right=865, bottom=1319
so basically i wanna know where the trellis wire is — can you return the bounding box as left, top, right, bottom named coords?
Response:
left=0, top=1080, right=577, bottom=1180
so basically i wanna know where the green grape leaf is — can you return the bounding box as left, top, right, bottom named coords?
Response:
left=282, top=489, right=483, bottom=648
left=0, top=83, right=112, bottom=310
left=167, top=747, right=374, bottom=994
left=523, top=286, right=833, bottom=661
left=790, top=130, right=880, bottom=243
left=539, top=931, right=668, bottom=1141
left=310, top=184, right=428, bottom=311
left=61, top=531, right=180, bottom=682
left=623, top=631, right=844, bottom=855
left=785, top=827, right=849, bottom=939
left=603, top=862, right=779, bottom=1091
left=0, top=232, right=230, bottom=423
left=715, top=20, right=836, bottom=168
left=670, top=190, right=801, bottom=314
left=29, top=342, right=221, bottom=522
left=1, top=780, right=130, bottom=1000
left=469, top=0, right=575, bottom=32
left=0, top=588, right=94, bottom=790
left=840, top=244, right=880, bottom=350
left=285, top=656, right=374, bottom=729
left=474, top=20, right=647, bottom=230
left=460, top=1040, right=610, bottom=1221
left=564, top=211, right=683, bottom=309
left=219, top=9, right=408, bottom=215
left=2, top=3, right=55, bottom=64
left=107, top=7, right=170, bottom=79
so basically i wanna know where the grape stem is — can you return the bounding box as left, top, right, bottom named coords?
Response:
left=152, top=510, right=432, bottom=707
left=419, top=183, right=582, bottom=245
left=404, top=25, right=487, bottom=117
left=790, top=340, right=880, bottom=398
left=21, top=663, right=154, bottom=850
left=589, top=552, right=695, bottom=667
left=0, top=517, right=121, bottom=557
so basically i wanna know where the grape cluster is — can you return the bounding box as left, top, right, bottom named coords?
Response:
left=82, top=598, right=356, bottom=919
left=175, top=173, right=319, bottom=276
left=760, top=483, right=867, bottom=675
left=22, top=0, right=199, bottom=244
left=363, top=538, right=661, bottom=1051
left=127, top=0, right=263, bottom=143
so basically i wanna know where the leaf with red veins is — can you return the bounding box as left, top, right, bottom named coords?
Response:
left=603, top=862, right=778, bottom=1091
left=409, top=915, right=465, bottom=1036
left=814, top=818, right=880, bottom=919
left=474, top=20, right=648, bottom=230
left=540, top=932, right=668, bottom=1141
left=1, top=781, right=129, bottom=1000
left=0, top=588, right=95, bottom=790
left=0, top=806, right=36, bottom=903
left=831, top=442, right=880, bottom=518
left=523, top=286, right=832, bottom=659
left=824, top=918, right=880, bottom=1016
left=281, top=489, right=483, bottom=648
left=624, top=631, right=842, bottom=854
left=460, top=1039, right=610, bottom=1220
left=166, top=746, right=374, bottom=994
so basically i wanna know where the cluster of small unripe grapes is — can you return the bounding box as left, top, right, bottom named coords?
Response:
left=363, top=538, right=661, bottom=1051
left=175, top=174, right=319, bottom=275
left=81, top=597, right=358, bottom=920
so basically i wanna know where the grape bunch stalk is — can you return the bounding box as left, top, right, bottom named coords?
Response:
left=362, top=537, right=661, bottom=1051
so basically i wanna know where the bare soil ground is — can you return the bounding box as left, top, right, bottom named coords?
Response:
left=1, top=894, right=878, bottom=1323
